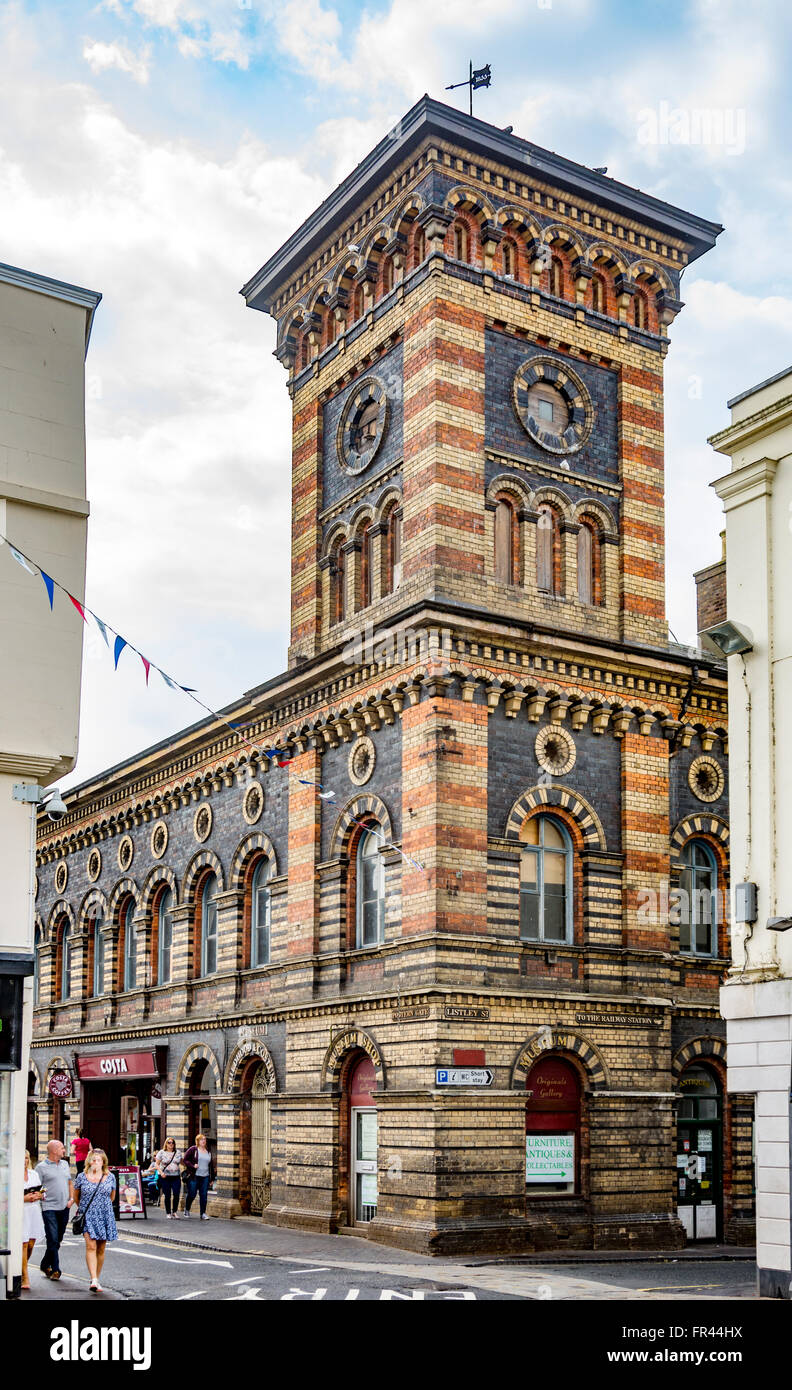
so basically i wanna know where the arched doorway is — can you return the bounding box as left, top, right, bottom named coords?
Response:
left=345, top=1052, right=378, bottom=1226
left=676, top=1063, right=722, bottom=1241
left=187, top=1058, right=217, bottom=1152
left=525, top=1056, right=581, bottom=1194
left=237, top=1058, right=272, bottom=1215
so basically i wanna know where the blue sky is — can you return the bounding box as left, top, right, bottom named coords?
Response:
left=1, top=0, right=790, bottom=786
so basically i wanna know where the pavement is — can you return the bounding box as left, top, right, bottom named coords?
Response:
left=10, top=1205, right=760, bottom=1301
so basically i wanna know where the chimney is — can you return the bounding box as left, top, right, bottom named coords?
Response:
left=694, top=530, right=727, bottom=639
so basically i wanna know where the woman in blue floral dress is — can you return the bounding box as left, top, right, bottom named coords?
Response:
left=73, top=1148, right=118, bottom=1291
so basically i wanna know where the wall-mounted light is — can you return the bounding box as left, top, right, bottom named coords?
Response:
left=767, top=917, right=792, bottom=933
left=700, top=620, right=754, bottom=659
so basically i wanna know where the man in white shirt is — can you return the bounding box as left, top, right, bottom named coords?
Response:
left=35, top=1139, right=74, bottom=1280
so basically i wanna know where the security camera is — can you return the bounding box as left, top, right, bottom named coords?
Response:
left=45, top=789, right=68, bottom=821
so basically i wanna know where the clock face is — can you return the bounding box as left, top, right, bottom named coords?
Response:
left=512, top=357, right=593, bottom=455
left=337, top=377, right=389, bottom=475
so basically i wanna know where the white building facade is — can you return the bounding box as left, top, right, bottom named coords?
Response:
left=711, top=367, right=792, bottom=1299
left=0, top=262, right=99, bottom=1297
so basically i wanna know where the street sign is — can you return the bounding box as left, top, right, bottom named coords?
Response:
left=435, top=1068, right=493, bottom=1087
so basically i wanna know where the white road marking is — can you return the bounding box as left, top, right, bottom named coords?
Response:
left=112, top=1247, right=233, bottom=1268
left=176, top=1290, right=209, bottom=1300
left=286, top=1267, right=331, bottom=1274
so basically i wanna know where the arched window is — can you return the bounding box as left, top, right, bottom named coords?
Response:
left=359, top=524, right=373, bottom=610
left=92, top=911, right=105, bottom=997
left=591, top=275, right=605, bottom=314
left=633, top=290, right=648, bottom=330
left=412, top=226, right=425, bottom=268
left=550, top=256, right=564, bottom=298
left=251, top=860, right=271, bottom=968
left=331, top=540, right=346, bottom=626
left=326, top=311, right=337, bottom=346
left=299, top=335, right=309, bottom=370
left=59, top=921, right=71, bottom=1001
left=576, top=517, right=601, bottom=605
left=453, top=221, right=469, bottom=262
left=201, top=873, right=219, bottom=977
left=679, top=840, right=718, bottom=956
left=494, top=496, right=519, bottom=584
left=382, top=257, right=394, bottom=295
left=383, top=508, right=402, bottom=595
left=519, top=814, right=572, bottom=943
left=353, top=284, right=365, bottom=321
left=356, top=825, right=385, bottom=949
left=122, top=898, right=137, bottom=991
left=157, top=888, right=173, bottom=985
left=502, top=239, right=516, bottom=277
left=33, top=925, right=41, bottom=1005
left=536, top=504, right=560, bottom=595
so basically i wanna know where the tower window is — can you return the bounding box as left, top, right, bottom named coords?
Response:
left=536, top=504, right=561, bottom=595
left=679, top=840, right=718, bottom=956
left=453, top=221, right=470, bottom=262
left=331, top=541, right=346, bottom=625
left=519, top=814, right=573, bottom=943
left=356, top=825, right=385, bottom=949
left=251, top=859, right=271, bottom=968
left=494, top=496, right=519, bottom=585
left=576, top=517, right=602, bottom=606
left=550, top=256, right=564, bottom=298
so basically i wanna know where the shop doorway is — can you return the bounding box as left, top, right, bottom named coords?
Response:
left=525, top=1056, right=581, bottom=1194
left=348, top=1054, right=378, bottom=1225
left=249, top=1067, right=271, bottom=1215
left=676, top=1064, right=722, bottom=1241
left=188, top=1058, right=217, bottom=1152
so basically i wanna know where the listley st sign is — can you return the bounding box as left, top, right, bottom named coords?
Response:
left=436, top=1068, right=494, bottom=1087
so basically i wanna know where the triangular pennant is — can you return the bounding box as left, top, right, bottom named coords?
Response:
left=113, top=635, right=127, bottom=669
left=40, top=571, right=55, bottom=610
left=92, top=612, right=111, bottom=647
left=318, top=791, right=337, bottom=801
left=141, top=656, right=151, bottom=685
left=69, top=595, right=87, bottom=622
left=9, top=546, right=38, bottom=576
left=179, top=684, right=197, bottom=693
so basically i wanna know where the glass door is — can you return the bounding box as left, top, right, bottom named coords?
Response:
left=351, top=1107, right=378, bottom=1224
left=676, top=1066, right=721, bottom=1241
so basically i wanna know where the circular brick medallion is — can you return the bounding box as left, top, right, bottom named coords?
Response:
left=512, top=356, right=594, bottom=455
left=336, top=377, right=389, bottom=475
left=348, top=736, right=376, bottom=786
left=688, top=755, right=725, bottom=803
left=193, top=803, right=213, bottom=843
left=243, top=781, right=265, bottom=825
left=535, top=725, right=576, bottom=777
left=150, top=820, right=169, bottom=860
left=87, top=848, right=102, bottom=883
left=117, top=834, right=134, bottom=872
left=55, top=861, right=68, bottom=895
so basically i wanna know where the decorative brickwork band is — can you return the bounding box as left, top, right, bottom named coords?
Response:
left=511, top=1028, right=609, bottom=1089
left=174, top=1042, right=223, bottom=1096
left=230, top=831, right=279, bottom=888
left=329, top=794, right=393, bottom=859
left=670, top=815, right=729, bottom=868
left=224, top=1038, right=278, bottom=1094
left=320, top=1026, right=385, bottom=1090
left=505, top=783, right=606, bottom=850
left=672, top=1036, right=727, bottom=1078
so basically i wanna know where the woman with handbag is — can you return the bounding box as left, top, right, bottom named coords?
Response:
left=154, top=1137, right=183, bottom=1218
left=72, top=1148, right=118, bottom=1292
left=183, top=1133, right=214, bottom=1220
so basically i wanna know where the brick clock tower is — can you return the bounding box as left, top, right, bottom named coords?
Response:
left=31, top=98, right=750, bottom=1259
left=240, top=97, right=748, bottom=1253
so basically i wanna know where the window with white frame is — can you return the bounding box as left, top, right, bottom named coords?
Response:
left=519, top=814, right=573, bottom=944
left=123, top=899, right=137, bottom=991
left=60, top=922, right=71, bottom=1000
left=201, top=873, right=219, bottom=976
left=251, top=860, right=271, bottom=968
left=679, top=840, right=718, bottom=956
left=158, top=888, right=173, bottom=984
left=92, top=912, right=105, bottom=996
left=356, top=825, right=385, bottom=949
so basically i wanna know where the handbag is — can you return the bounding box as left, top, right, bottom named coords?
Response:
left=72, top=1176, right=104, bottom=1236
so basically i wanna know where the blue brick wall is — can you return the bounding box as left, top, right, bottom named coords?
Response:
left=320, top=720, right=403, bottom=860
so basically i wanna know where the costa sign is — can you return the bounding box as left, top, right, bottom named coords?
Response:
left=48, top=1070, right=73, bottom=1098
left=76, top=1050, right=158, bottom=1081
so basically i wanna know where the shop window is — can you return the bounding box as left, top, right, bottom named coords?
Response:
left=157, top=888, right=173, bottom=984
left=494, top=495, right=519, bottom=584
left=122, top=899, right=137, bottom=991
left=251, top=859, right=271, bottom=968
left=519, top=814, right=572, bottom=943
left=525, top=1056, right=580, bottom=1194
left=356, top=824, right=385, bottom=949
left=91, top=912, right=105, bottom=997
left=679, top=840, right=718, bottom=956
left=201, top=873, right=219, bottom=977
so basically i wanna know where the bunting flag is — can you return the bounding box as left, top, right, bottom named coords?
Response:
left=40, top=571, right=55, bottom=610
left=0, top=530, right=425, bottom=874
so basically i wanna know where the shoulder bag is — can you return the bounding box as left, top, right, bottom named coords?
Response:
left=72, top=1176, right=104, bottom=1236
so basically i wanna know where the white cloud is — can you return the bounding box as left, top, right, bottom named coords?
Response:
left=82, top=38, right=151, bottom=84
left=100, top=0, right=260, bottom=68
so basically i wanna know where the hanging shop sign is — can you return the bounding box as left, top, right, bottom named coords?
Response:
left=76, top=1050, right=158, bottom=1081
left=48, top=1070, right=73, bottom=1099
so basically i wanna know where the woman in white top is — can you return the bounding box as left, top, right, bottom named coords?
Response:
left=22, top=1150, right=46, bottom=1290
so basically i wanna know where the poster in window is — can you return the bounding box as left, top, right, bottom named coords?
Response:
left=525, top=1133, right=575, bottom=1183
left=697, top=1130, right=713, bottom=1152
left=359, top=1173, right=378, bottom=1207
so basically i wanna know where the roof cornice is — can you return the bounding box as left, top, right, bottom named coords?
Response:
left=0, top=260, right=102, bottom=356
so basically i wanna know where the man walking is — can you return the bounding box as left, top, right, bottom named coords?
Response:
left=35, top=1140, right=74, bottom=1280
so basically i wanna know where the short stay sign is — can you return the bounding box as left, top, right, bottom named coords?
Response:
left=435, top=1068, right=493, bottom=1086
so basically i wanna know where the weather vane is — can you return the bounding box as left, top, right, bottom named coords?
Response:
left=446, top=61, right=492, bottom=117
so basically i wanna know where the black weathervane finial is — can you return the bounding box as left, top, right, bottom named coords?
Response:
left=446, top=60, right=492, bottom=117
